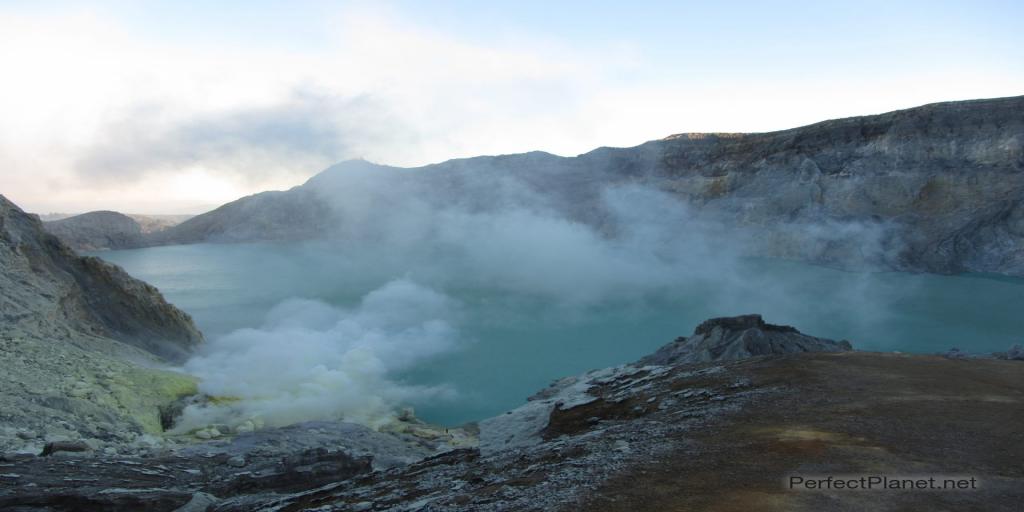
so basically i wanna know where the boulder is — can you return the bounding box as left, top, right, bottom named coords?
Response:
left=40, top=440, right=93, bottom=457
left=639, top=314, right=852, bottom=366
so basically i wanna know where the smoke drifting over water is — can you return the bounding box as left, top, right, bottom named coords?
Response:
left=170, top=161, right=909, bottom=429
left=176, top=280, right=460, bottom=431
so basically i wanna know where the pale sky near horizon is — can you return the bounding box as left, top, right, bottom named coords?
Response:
left=1, top=0, right=1022, bottom=214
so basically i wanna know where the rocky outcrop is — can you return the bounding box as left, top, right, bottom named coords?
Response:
left=43, top=211, right=144, bottom=250
left=1, top=195, right=203, bottom=453
left=639, top=314, right=852, bottom=366
left=140, top=96, right=1024, bottom=276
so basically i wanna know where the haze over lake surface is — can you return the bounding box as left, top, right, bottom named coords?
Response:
left=94, top=243, right=1024, bottom=426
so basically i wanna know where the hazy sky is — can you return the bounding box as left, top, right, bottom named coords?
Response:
left=1, top=0, right=1021, bottom=214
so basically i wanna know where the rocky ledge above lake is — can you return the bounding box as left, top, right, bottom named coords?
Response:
left=1, top=315, right=1020, bottom=512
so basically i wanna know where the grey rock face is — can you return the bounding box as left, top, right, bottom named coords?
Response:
left=639, top=314, right=852, bottom=366
left=0, top=419, right=457, bottom=511
left=141, top=96, right=1024, bottom=276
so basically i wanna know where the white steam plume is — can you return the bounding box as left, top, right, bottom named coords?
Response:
left=174, top=279, right=460, bottom=431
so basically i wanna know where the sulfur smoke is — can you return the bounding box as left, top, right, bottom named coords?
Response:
left=175, top=280, right=460, bottom=431
left=174, top=160, right=900, bottom=430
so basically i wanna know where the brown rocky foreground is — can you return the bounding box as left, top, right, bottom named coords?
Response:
left=580, top=351, right=1023, bottom=512
left=202, top=350, right=1018, bottom=512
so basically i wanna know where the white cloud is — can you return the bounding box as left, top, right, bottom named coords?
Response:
left=0, top=4, right=1021, bottom=213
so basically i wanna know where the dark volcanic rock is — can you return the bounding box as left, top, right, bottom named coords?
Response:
left=39, top=440, right=92, bottom=457
left=0, top=444, right=373, bottom=512
left=212, top=447, right=372, bottom=496
left=639, top=314, right=852, bottom=366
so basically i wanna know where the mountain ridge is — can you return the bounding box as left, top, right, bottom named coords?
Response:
left=43, top=95, right=1024, bottom=276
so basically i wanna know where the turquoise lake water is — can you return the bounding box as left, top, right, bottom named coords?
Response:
left=93, top=242, right=1024, bottom=425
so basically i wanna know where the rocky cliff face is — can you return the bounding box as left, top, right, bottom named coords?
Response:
left=1, top=195, right=203, bottom=453
left=2, top=196, right=203, bottom=360
left=141, top=95, right=1024, bottom=276
left=647, top=96, right=1024, bottom=274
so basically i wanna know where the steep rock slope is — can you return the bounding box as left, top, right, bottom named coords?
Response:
left=2, top=196, right=203, bottom=360
left=146, top=96, right=1024, bottom=275
left=1, top=195, right=203, bottom=450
